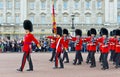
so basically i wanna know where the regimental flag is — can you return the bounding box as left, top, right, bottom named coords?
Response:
left=52, top=0, right=57, bottom=34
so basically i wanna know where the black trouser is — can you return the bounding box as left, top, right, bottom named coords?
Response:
left=116, top=53, right=120, bottom=67
left=90, top=51, right=96, bottom=66
left=102, top=53, right=109, bottom=69
left=113, top=52, right=117, bottom=62
left=62, top=49, right=69, bottom=62
left=99, top=53, right=103, bottom=62
left=86, top=51, right=91, bottom=63
left=50, top=48, right=56, bottom=61
left=110, top=50, right=115, bottom=61
left=55, top=52, right=64, bottom=68
left=74, top=50, right=82, bottom=64
left=20, top=52, right=33, bottom=71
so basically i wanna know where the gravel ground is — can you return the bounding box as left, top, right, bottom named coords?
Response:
left=0, top=52, right=120, bottom=77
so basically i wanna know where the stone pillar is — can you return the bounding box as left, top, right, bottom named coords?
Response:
left=12, top=0, right=15, bottom=23
left=105, top=0, right=110, bottom=24
left=21, top=0, right=27, bottom=23
left=113, top=0, right=118, bottom=24
left=3, top=0, right=6, bottom=23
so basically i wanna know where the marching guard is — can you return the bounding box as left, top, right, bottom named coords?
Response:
left=17, top=20, right=40, bottom=72
left=62, top=29, right=70, bottom=63
left=72, top=29, right=83, bottom=65
left=53, top=27, right=64, bottom=69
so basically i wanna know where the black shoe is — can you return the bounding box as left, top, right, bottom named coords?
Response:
left=17, top=69, right=22, bottom=72
left=26, top=69, right=33, bottom=71
left=77, top=62, right=81, bottom=65
left=53, top=67, right=58, bottom=69
left=115, top=66, right=120, bottom=69
left=64, top=61, right=69, bottom=63
left=59, top=67, right=64, bottom=69
left=86, top=61, right=89, bottom=64
left=101, top=67, right=106, bottom=70
left=90, top=65, right=96, bottom=68
left=49, top=59, right=52, bottom=62
left=73, top=63, right=76, bottom=65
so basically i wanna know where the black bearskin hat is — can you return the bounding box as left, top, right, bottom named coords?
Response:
left=23, top=20, right=33, bottom=32
left=87, top=30, right=91, bottom=36
left=57, top=27, right=62, bottom=36
left=115, top=29, right=120, bottom=36
left=101, top=28, right=108, bottom=36
left=99, top=27, right=106, bottom=36
left=113, top=29, right=116, bottom=36
left=110, top=31, right=113, bottom=36
left=63, top=29, right=68, bottom=35
left=90, top=28, right=97, bottom=35
left=75, top=29, right=82, bottom=36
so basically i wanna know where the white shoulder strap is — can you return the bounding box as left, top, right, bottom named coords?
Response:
left=56, top=37, right=62, bottom=52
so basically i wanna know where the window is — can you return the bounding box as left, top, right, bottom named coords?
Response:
left=29, top=2, right=34, bottom=10
left=97, top=1, right=102, bottom=9
left=86, top=1, right=90, bottom=9
left=15, top=1, right=20, bottom=9
left=41, top=16, right=45, bottom=24
left=74, top=1, right=79, bottom=9
left=7, top=1, right=12, bottom=9
left=86, top=16, right=90, bottom=24
left=63, top=16, right=67, bottom=23
left=74, top=16, right=79, bottom=23
left=30, top=16, right=34, bottom=24
left=41, top=1, right=46, bottom=9
left=118, top=1, right=120, bottom=9
left=97, top=16, right=102, bottom=24
left=118, top=15, right=120, bottom=23
left=0, top=16, right=3, bottom=23
left=54, top=1, right=57, bottom=9
left=0, top=2, right=3, bottom=9
left=7, top=16, right=11, bottom=23
left=63, top=1, right=68, bottom=9
left=15, top=16, right=20, bottom=23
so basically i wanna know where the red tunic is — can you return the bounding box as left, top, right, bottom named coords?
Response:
left=62, top=36, right=70, bottom=49
left=47, top=36, right=56, bottom=49
left=84, top=36, right=97, bottom=52
left=56, top=37, right=63, bottom=53
left=72, top=37, right=83, bottom=51
left=84, top=37, right=91, bottom=51
left=115, top=38, right=120, bottom=53
left=22, top=33, right=39, bottom=53
left=97, top=37, right=104, bottom=52
left=99, top=37, right=110, bottom=53
left=109, top=37, right=116, bottom=51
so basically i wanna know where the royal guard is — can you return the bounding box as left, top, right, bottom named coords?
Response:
left=84, top=30, right=91, bottom=64
left=109, top=30, right=116, bottom=61
left=46, top=30, right=56, bottom=62
left=17, top=20, right=40, bottom=72
left=100, top=28, right=109, bottom=70
left=97, top=28, right=106, bottom=63
left=53, top=27, right=64, bottom=69
left=112, top=30, right=117, bottom=64
left=115, top=29, right=120, bottom=68
left=72, top=29, right=83, bottom=65
left=86, top=28, right=97, bottom=68
left=62, top=29, right=69, bottom=63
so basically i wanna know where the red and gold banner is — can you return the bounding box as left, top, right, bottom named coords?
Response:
left=52, top=0, right=57, bottom=34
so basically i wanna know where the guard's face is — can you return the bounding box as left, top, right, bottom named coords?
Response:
left=116, top=35, right=120, bottom=39
left=56, top=34, right=60, bottom=38
left=103, top=35, right=107, bottom=38
left=25, top=30, right=30, bottom=34
left=63, top=34, right=67, bottom=37
left=91, top=34, right=95, bottom=37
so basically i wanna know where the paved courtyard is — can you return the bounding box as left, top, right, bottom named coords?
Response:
left=0, top=52, right=120, bottom=77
